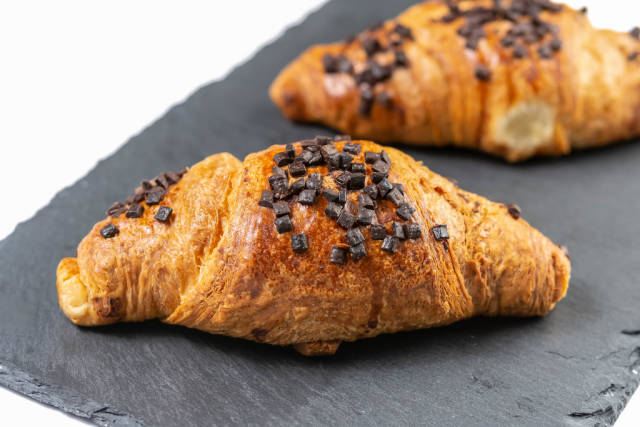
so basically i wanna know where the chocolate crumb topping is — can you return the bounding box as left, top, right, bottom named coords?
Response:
left=381, top=236, right=399, bottom=253
left=330, top=246, right=348, bottom=264
left=432, top=224, right=449, bottom=241
left=507, top=203, right=522, bottom=219
left=100, top=223, right=119, bottom=239
left=291, top=234, right=309, bottom=253
left=154, top=206, right=173, bottom=223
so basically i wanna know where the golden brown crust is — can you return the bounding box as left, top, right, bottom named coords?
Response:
left=270, top=0, right=640, bottom=161
left=57, top=140, right=570, bottom=355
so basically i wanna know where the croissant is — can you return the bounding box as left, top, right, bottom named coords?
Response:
left=270, top=0, right=640, bottom=162
left=56, top=137, right=570, bottom=356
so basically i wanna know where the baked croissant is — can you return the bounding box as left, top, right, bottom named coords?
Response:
left=57, top=137, right=570, bottom=356
left=270, top=0, right=640, bottom=162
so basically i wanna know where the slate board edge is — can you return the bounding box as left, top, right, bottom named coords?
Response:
left=0, top=360, right=143, bottom=426
left=0, top=0, right=639, bottom=425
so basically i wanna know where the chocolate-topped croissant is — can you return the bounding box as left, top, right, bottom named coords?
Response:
left=270, top=0, right=640, bottom=162
left=57, top=137, right=570, bottom=356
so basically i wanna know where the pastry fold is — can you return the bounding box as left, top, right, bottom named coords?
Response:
left=57, top=140, right=570, bottom=355
left=270, top=0, right=640, bottom=161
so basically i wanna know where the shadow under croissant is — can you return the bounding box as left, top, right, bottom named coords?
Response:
left=79, top=315, right=546, bottom=363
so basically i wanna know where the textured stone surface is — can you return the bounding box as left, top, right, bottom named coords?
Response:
left=1, top=0, right=640, bottom=425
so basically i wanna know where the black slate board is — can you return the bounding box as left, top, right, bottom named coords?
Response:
left=1, top=1, right=640, bottom=425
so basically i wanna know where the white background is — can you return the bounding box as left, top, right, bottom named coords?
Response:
left=0, top=1, right=638, bottom=425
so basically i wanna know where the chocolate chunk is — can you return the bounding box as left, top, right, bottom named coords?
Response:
left=377, top=178, right=394, bottom=197
left=507, top=203, right=522, bottom=219
left=155, top=174, right=170, bottom=190
left=392, top=222, right=406, bottom=240
left=274, top=216, right=292, bottom=234
left=291, top=234, right=309, bottom=253
left=393, top=23, right=413, bottom=39
left=432, top=224, right=449, bottom=241
left=386, top=189, right=404, bottom=207
left=580, top=6, right=587, bottom=14
left=338, top=152, right=354, bottom=169
left=298, top=189, right=316, bottom=205
left=513, top=44, right=528, bottom=59
left=336, top=55, right=354, bottom=74
left=550, top=37, right=562, bottom=51
left=334, top=134, right=351, bottom=141
left=325, top=202, right=343, bottom=220
left=337, top=210, right=356, bottom=229
left=273, top=189, right=291, bottom=200
left=106, top=202, right=127, bottom=218
left=314, top=135, right=331, bottom=145
left=404, top=223, right=422, bottom=239
left=343, top=142, right=362, bottom=155
left=154, top=206, right=173, bottom=223
left=335, top=171, right=352, bottom=188
left=358, top=193, right=375, bottom=209
left=349, top=243, right=367, bottom=260
left=346, top=228, right=365, bottom=246
left=629, top=52, right=639, bottom=61
left=273, top=152, right=292, bottom=167
left=338, top=189, right=347, bottom=205
left=381, top=151, right=391, bottom=166
left=100, top=223, right=119, bottom=239
left=145, top=187, right=165, bottom=205
left=371, top=172, right=387, bottom=183
left=322, top=54, right=339, bottom=73
left=475, top=65, right=492, bottom=81
left=396, top=203, right=415, bottom=220
left=126, top=203, right=144, bottom=218
left=370, top=61, right=392, bottom=82
left=285, top=143, right=296, bottom=158
left=308, top=152, right=324, bottom=166
left=501, top=35, right=515, bottom=47
left=141, top=180, right=154, bottom=190
left=349, top=173, right=366, bottom=190
left=364, top=184, right=379, bottom=200
left=259, top=190, right=274, bottom=208
left=362, top=37, right=382, bottom=57
left=320, top=144, right=338, bottom=161
left=126, top=187, right=145, bottom=205
left=289, top=161, right=307, bottom=178
left=327, top=153, right=341, bottom=170
left=441, top=13, right=458, bottom=23
left=306, top=173, right=323, bottom=191
left=297, top=150, right=314, bottom=165
left=381, top=236, right=399, bottom=253
left=632, top=27, right=640, bottom=40
left=272, top=166, right=288, bottom=178
left=357, top=208, right=374, bottom=226
left=538, top=44, right=553, bottom=59
left=273, top=201, right=291, bottom=217
left=165, top=171, right=180, bottom=185
left=289, top=178, right=305, bottom=194
left=372, top=159, right=390, bottom=174
left=268, top=174, right=288, bottom=192
left=394, top=50, right=409, bottom=67
left=364, top=151, right=380, bottom=164
left=350, top=162, right=366, bottom=174
left=359, top=84, right=374, bottom=116
left=300, top=139, right=319, bottom=151
left=370, top=225, right=387, bottom=240
left=323, top=188, right=339, bottom=202
left=393, top=183, right=404, bottom=194
left=330, top=246, right=348, bottom=265
left=376, top=92, right=393, bottom=108
left=176, top=167, right=188, bottom=177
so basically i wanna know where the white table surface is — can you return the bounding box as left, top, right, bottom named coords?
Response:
left=1, top=1, right=638, bottom=425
